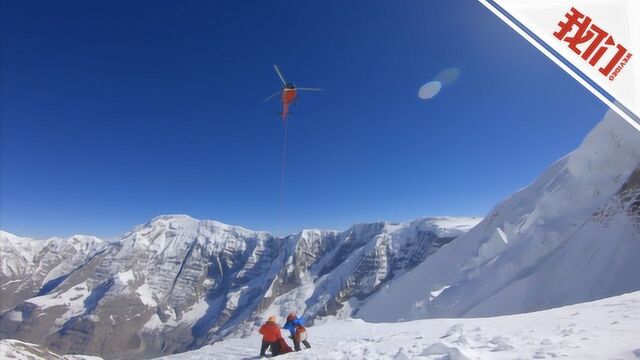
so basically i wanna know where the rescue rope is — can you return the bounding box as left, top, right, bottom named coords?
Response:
left=279, top=119, right=289, bottom=225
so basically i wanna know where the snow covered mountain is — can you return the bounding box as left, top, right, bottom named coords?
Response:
left=358, top=108, right=640, bottom=322
left=0, top=231, right=106, bottom=312
left=0, top=215, right=479, bottom=358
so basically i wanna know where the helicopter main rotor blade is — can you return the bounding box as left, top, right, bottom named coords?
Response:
left=273, top=65, right=287, bottom=86
left=296, top=87, right=324, bottom=91
left=262, top=90, right=281, bottom=103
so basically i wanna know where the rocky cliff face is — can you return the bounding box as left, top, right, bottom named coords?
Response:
left=0, top=216, right=479, bottom=359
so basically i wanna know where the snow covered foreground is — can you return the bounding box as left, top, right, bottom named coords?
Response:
left=160, top=291, right=640, bottom=360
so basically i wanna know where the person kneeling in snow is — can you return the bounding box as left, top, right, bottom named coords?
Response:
left=259, top=316, right=292, bottom=357
left=283, top=313, right=311, bottom=351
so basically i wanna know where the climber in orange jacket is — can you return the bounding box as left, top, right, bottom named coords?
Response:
left=259, top=316, right=292, bottom=357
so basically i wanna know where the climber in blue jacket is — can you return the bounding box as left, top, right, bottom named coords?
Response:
left=282, top=313, right=311, bottom=351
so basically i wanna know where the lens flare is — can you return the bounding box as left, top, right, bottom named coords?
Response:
left=435, top=67, right=461, bottom=86
left=418, top=81, right=442, bottom=100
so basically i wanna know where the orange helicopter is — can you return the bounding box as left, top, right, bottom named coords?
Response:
left=262, top=65, right=322, bottom=122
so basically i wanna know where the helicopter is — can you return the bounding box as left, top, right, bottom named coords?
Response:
left=262, top=65, right=323, bottom=122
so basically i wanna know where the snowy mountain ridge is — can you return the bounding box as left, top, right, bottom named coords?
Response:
left=0, top=215, right=480, bottom=359
left=0, top=231, right=106, bottom=312
left=0, top=230, right=105, bottom=280
left=358, top=108, right=640, bottom=321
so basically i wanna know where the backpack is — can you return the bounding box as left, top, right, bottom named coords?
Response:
left=295, top=325, right=307, bottom=342
left=276, top=337, right=293, bottom=354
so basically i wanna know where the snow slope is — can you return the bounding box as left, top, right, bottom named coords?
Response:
left=358, top=109, right=640, bottom=322
left=159, top=290, right=640, bottom=360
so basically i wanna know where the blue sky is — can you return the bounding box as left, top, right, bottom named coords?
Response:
left=0, top=0, right=607, bottom=238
